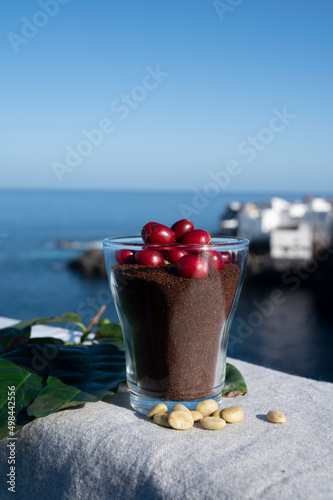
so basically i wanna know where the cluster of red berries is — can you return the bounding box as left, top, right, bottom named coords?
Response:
left=115, top=220, right=231, bottom=279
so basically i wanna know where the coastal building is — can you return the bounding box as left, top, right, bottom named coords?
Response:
left=220, top=196, right=333, bottom=262
left=270, top=224, right=313, bottom=261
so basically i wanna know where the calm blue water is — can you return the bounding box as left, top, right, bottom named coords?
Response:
left=1, top=189, right=332, bottom=382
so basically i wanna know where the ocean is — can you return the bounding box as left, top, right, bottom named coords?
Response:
left=1, top=188, right=332, bottom=382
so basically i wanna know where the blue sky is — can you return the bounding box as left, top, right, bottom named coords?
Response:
left=0, top=0, right=332, bottom=192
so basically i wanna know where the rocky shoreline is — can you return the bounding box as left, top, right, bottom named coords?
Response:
left=68, top=249, right=107, bottom=277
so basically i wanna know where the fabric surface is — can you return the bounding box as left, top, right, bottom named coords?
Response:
left=1, top=351, right=333, bottom=500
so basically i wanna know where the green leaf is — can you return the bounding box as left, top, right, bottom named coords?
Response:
left=48, top=344, right=126, bottom=397
left=0, top=313, right=83, bottom=354
left=10, top=313, right=82, bottom=329
left=222, top=363, right=247, bottom=397
left=0, top=326, right=31, bottom=355
left=94, top=322, right=123, bottom=340
left=0, top=359, right=43, bottom=439
left=92, top=338, right=125, bottom=351
left=1, top=343, right=126, bottom=421
left=27, top=376, right=81, bottom=417
left=27, top=337, right=65, bottom=346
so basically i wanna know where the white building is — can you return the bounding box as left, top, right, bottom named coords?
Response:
left=304, top=198, right=333, bottom=246
left=270, top=224, right=313, bottom=260
left=237, top=197, right=290, bottom=243
left=221, top=196, right=333, bottom=261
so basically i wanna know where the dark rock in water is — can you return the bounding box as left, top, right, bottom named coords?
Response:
left=68, top=249, right=107, bottom=277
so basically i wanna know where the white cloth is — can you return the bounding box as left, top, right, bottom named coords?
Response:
left=1, top=318, right=332, bottom=499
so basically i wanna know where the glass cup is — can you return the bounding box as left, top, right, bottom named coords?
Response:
left=103, top=236, right=249, bottom=414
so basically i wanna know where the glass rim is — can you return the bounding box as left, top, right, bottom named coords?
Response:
left=103, top=235, right=249, bottom=249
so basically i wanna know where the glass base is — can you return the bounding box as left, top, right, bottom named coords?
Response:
left=128, top=382, right=223, bottom=415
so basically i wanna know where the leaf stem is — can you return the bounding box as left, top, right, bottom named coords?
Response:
left=86, top=305, right=106, bottom=331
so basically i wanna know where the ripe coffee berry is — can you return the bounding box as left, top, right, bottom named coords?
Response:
left=177, top=255, right=209, bottom=279
left=203, top=251, right=224, bottom=271
left=184, top=245, right=209, bottom=255
left=135, top=250, right=164, bottom=266
left=141, top=222, right=159, bottom=242
left=115, top=249, right=135, bottom=264
left=165, top=248, right=189, bottom=265
left=146, top=224, right=176, bottom=245
left=181, top=229, right=211, bottom=245
left=221, top=252, right=232, bottom=264
left=171, top=219, right=194, bottom=241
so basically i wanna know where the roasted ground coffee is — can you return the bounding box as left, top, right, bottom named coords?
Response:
left=112, top=263, right=241, bottom=400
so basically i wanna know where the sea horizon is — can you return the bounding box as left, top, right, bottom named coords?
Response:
left=1, top=186, right=333, bottom=196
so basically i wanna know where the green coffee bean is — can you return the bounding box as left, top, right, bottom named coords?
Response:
left=195, top=399, right=219, bottom=417
left=212, top=409, right=223, bottom=418
left=221, top=406, right=244, bottom=423
left=153, top=413, right=171, bottom=427
left=147, top=403, right=168, bottom=419
left=168, top=411, right=193, bottom=430
left=190, top=410, right=203, bottom=422
left=201, top=417, right=226, bottom=430
left=266, top=410, right=286, bottom=423
left=172, top=404, right=191, bottom=415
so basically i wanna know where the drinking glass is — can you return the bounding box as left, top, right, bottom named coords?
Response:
left=103, top=236, right=249, bottom=414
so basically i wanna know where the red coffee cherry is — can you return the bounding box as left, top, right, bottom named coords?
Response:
left=146, top=224, right=176, bottom=245
left=203, top=251, right=224, bottom=271
left=141, top=221, right=159, bottom=242
left=171, top=219, right=195, bottom=241
left=165, top=248, right=189, bottom=265
left=181, top=229, right=211, bottom=245
left=146, top=245, right=171, bottom=253
left=185, top=246, right=209, bottom=255
left=177, top=255, right=209, bottom=279
left=115, top=249, right=135, bottom=264
left=135, top=250, right=164, bottom=266
left=221, top=252, right=232, bottom=264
